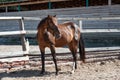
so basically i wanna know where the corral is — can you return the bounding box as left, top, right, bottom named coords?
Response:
left=0, top=16, right=120, bottom=80
left=0, top=5, right=120, bottom=80
left=0, top=46, right=120, bottom=80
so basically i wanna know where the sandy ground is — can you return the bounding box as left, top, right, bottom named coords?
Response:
left=0, top=45, right=120, bottom=80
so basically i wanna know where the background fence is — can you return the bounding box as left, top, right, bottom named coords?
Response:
left=0, top=16, right=120, bottom=50
left=0, top=17, right=29, bottom=63
left=24, top=16, right=120, bottom=51
left=0, top=16, right=120, bottom=68
left=1, top=16, right=120, bottom=52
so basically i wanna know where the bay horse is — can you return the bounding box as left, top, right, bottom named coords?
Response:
left=37, top=15, right=85, bottom=75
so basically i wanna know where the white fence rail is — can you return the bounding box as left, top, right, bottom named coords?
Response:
left=0, top=17, right=27, bottom=51
left=24, top=16, right=120, bottom=21
left=0, top=31, right=26, bottom=36
left=0, top=17, right=29, bottom=63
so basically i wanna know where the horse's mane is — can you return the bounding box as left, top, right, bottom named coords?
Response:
left=37, top=17, right=47, bottom=29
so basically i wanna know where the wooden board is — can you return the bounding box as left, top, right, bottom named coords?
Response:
left=0, top=17, right=22, bottom=20
left=0, top=51, right=28, bottom=58
left=0, top=30, right=26, bottom=36
left=0, top=56, right=29, bottom=63
left=0, top=0, right=70, bottom=7
left=85, top=47, right=120, bottom=52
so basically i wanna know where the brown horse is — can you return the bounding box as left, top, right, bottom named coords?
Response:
left=37, top=15, right=85, bottom=75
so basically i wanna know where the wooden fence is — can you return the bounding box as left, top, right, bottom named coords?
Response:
left=0, top=16, right=120, bottom=62
left=0, top=17, right=27, bottom=51
left=24, top=16, right=120, bottom=51
left=0, top=17, right=29, bottom=63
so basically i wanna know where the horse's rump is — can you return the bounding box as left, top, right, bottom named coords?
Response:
left=59, top=22, right=80, bottom=40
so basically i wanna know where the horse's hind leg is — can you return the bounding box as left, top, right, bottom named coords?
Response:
left=50, top=45, right=58, bottom=75
left=79, top=35, right=85, bottom=62
left=68, top=43, right=78, bottom=73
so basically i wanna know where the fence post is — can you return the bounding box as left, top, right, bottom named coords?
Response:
left=48, top=0, right=52, bottom=9
left=108, top=0, right=112, bottom=6
left=18, top=18, right=27, bottom=51
left=86, top=0, right=89, bottom=7
left=79, top=20, right=83, bottom=32
left=5, top=6, right=8, bottom=13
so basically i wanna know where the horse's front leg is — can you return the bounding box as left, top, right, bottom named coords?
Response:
left=40, top=47, right=45, bottom=74
left=50, top=45, right=58, bottom=75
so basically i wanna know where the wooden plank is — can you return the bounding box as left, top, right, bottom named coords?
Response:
left=24, top=17, right=41, bottom=20
left=27, top=30, right=37, bottom=34
left=58, top=17, right=120, bottom=20
left=0, top=17, right=22, bottom=20
left=108, top=0, right=112, bottom=6
left=0, top=0, right=70, bottom=7
left=23, top=17, right=120, bottom=21
left=0, top=30, right=26, bottom=36
left=0, top=51, right=28, bottom=58
left=81, top=29, right=120, bottom=33
left=85, top=47, right=120, bottom=52
left=19, top=19, right=27, bottom=51
left=26, top=29, right=120, bottom=34
left=0, top=56, right=29, bottom=63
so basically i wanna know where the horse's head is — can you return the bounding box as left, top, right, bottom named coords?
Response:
left=46, top=15, right=61, bottom=39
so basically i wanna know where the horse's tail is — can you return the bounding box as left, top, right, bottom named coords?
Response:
left=79, top=34, right=85, bottom=62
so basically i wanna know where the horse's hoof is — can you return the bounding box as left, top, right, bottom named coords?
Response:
left=70, top=70, right=75, bottom=74
left=55, top=71, right=59, bottom=75
left=55, top=72, right=58, bottom=75
left=40, top=71, right=46, bottom=75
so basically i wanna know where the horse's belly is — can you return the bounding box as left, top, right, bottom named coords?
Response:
left=55, top=38, right=71, bottom=47
left=55, top=29, right=74, bottom=47
left=55, top=42, right=67, bottom=47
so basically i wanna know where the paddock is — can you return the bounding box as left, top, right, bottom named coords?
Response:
left=0, top=16, right=120, bottom=80
left=0, top=16, right=120, bottom=65
left=0, top=45, right=120, bottom=80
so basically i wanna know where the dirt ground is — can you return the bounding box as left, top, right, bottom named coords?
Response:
left=0, top=45, right=120, bottom=80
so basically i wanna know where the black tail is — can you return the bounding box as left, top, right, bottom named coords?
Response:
left=79, top=35, right=85, bottom=62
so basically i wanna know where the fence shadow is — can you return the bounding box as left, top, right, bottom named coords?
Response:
left=0, top=50, right=120, bottom=79
left=29, top=50, right=120, bottom=63
left=0, top=69, right=57, bottom=80
left=0, top=69, right=71, bottom=80
left=85, top=50, right=120, bottom=63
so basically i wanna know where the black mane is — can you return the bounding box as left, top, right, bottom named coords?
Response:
left=37, top=17, right=47, bottom=29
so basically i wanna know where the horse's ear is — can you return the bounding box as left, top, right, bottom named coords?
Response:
left=53, top=15, right=56, bottom=17
left=48, top=15, right=51, bottom=18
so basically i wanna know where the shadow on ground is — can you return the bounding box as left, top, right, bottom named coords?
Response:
left=0, top=50, right=120, bottom=80
left=0, top=69, right=72, bottom=80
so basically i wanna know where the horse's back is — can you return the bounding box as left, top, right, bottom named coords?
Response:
left=59, top=22, right=81, bottom=40
left=55, top=22, right=80, bottom=47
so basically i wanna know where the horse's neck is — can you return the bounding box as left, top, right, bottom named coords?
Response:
left=40, top=27, right=47, bottom=33
left=38, top=25, right=46, bottom=34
